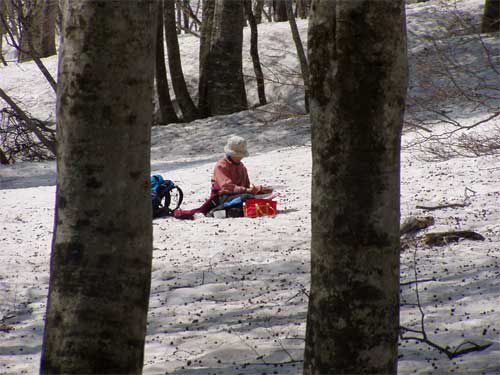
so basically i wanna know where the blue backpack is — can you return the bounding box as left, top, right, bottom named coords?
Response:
left=150, top=175, right=183, bottom=218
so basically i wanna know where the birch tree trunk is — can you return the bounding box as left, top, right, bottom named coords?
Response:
left=304, top=0, right=408, bottom=373
left=40, top=1, right=156, bottom=373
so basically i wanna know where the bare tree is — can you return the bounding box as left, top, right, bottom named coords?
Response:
left=304, top=0, right=407, bottom=373
left=0, top=86, right=56, bottom=154
left=285, top=0, right=309, bottom=112
left=253, top=0, right=265, bottom=24
left=164, top=0, right=200, bottom=121
left=244, top=0, right=266, bottom=106
left=156, top=0, right=180, bottom=125
left=296, top=0, right=308, bottom=19
left=19, top=0, right=57, bottom=61
left=273, top=0, right=287, bottom=22
left=404, top=3, right=500, bottom=160
left=198, top=0, right=247, bottom=116
left=40, top=1, right=156, bottom=373
left=1, top=0, right=56, bottom=91
left=0, top=0, right=7, bottom=65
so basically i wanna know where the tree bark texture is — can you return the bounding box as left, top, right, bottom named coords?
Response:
left=40, top=1, right=156, bottom=373
left=19, top=0, right=56, bottom=61
left=285, top=0, right=309, bottom=113
left=296, top=0, right=308, bottom=19
left=182, top=0, right=190, bottom=31
left=198, top=0, right=215, bottom=116
left=156, top=1, right=180, bottom=125
left=40, top=0, right=57, bottom=56
left=0, top=1, right=6, bottom=65
left=164, top=0, right=200, bottom=122
left=253, top=0, right=264, bottom=24
left=175, top=0, right=182, bottom=34
left=244, top=0, right=266, bottom=106
left=304, top=0, right=407, bottom=374
left=273, top=0, right=288, bottom=21
left=481, top=0, right=499, bottom=33
left=198, top=0, right=247, bottom=116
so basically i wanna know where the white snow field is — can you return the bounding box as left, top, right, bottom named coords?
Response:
left=1, top=1, right=499, bottom=374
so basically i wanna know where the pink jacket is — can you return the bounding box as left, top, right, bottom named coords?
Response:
left=212, top=156, right=250, bottom=195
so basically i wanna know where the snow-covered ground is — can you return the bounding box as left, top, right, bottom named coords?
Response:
left=1, top=1, right=499, bottom=374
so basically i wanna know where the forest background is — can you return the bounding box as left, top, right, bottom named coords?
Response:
left=0, top=0, right=499, bottom=374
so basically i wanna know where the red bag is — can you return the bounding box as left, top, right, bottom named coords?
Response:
left=243, top=198, right=277, bottom=218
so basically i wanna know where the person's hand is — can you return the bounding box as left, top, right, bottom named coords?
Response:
left=247, top=185, right=260, bottom=195
left=259, top=185, right=273, bottom=194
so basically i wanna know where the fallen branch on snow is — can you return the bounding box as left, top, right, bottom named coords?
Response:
left=423, top=230, right=485, bottom=246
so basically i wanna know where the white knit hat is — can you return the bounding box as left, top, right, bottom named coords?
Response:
left=224, top=135, right=249, bottom=159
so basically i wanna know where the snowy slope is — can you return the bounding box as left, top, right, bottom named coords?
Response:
left=1, top=1, right=499, bottom=374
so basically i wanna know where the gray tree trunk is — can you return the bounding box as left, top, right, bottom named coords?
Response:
left=19, top=0, right=56, bottom=61
left=198, top=0, right=216, bottom=116
left=253, top=0, right=264, bottom=24
left=304, top=0, right=407, bottom=374
left=40, top=1, right=156, bottom=373
left=0, top=1, right=6, bottom=66
left=164, top=0, right=200, bottom=122
left=156, top=1, right=180, bottom=125
left=244, top=0, right=266, bottom=106
left=285, top=0, right=309, bottom=112
left=198, top=0, right=247, bottom=116
left=40, top=0, right=57, bottom=56
left=296, top=0, right=308, bottom=19
left=273, top=0, right=288, bottom=21
left=175, top=0, right=182, bottom=34
left=182, top=0, right=190, bottom=31
left=481, top=0, right=499, bottom=33
left=19, top=1, right=43, bottom=61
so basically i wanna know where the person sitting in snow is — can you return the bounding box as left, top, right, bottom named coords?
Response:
left=174, top=135, right=273, bottom=219
left=210, top=135, right=273, bottom=213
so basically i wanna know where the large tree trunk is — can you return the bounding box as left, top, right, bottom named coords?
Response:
left=156, top=1, right=180, bottom=125
left=164, top=0, right=200, bottom=122
left=285, top=0, right=309, bottom=112
left=198, top=0, right=247, bottom=116
left=481, top=0, right=499, bottom=33
left=244, top=0, right=266, bottom=106
left=304, top=0, right=407, bottom=374
left=40, top=1, right=156, bottom=373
